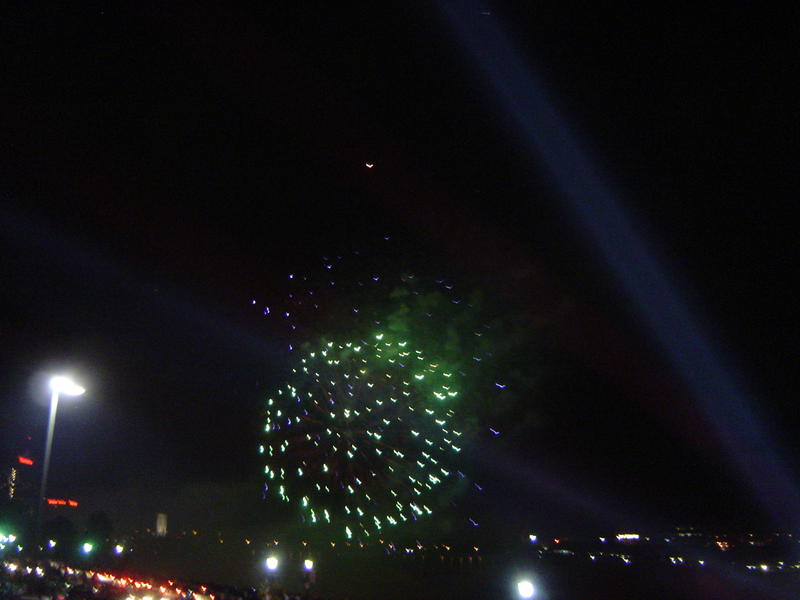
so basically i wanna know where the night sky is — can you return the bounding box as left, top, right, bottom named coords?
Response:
left=1, top=3, right=797, bottom=538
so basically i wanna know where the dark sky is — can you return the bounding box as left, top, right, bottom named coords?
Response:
left=1, top=3, right=797, bottom=537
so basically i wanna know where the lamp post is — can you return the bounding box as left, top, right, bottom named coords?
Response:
left=36, top=376, right=85, bottom=544
left=302, top=559, right=315, bottom=598
left=264, top=555, right=280, bottom=599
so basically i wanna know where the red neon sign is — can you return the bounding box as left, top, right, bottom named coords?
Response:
left=46, top=498, right=78, bottom=507
left=18, top=456, right=34, bottom=466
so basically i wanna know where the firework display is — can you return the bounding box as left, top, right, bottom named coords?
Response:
left=255, top=240, right=530, bottom=539
left=262, top=331, right=465, bottom=539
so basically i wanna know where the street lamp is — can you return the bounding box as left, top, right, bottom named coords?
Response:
left=302, top=558, right=315, bottom=593
left=264, top=555, right=280, bottom=593
left=517, top=579, right=535, bottom=599
left=36, top=375, right=85, bottom=543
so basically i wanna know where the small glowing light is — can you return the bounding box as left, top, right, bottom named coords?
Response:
left=266, top=556, right=279, bottom=571
left=365, top=162, right=374, bottom=168
left=114, top=544, right=124, bottom=554
left=760, top=564, right=769, bottom=572
left=48, top=539, right=57, bottom=548
left=517, top=579, right=535, bottom=598
left=303, top=559, right=314, bottom=571
left=528, top=534, right=537, bottom=543
left=82, top=542, right=93, bottom=554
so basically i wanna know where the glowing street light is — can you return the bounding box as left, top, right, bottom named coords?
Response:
left=114, top=544, right=124, bottom=555
left=517, top=579, right=535, bottom=599
left=50, top=376, right=86, bottom=397
left=302, top=558, right=316, bottom=592
left=82, top=542, right=93, bottom=554
left=37, top=375, right=86, bottom=542
left=265, top=556, right=279, bottom=571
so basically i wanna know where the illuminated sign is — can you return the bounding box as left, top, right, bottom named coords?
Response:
left=17, top=456, right=34, bottom=466
left=46, top=498, right=78, bottom=507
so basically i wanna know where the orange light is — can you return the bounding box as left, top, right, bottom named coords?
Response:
left=46, top=498, right=78, bottom=506
left=18, top=456, right=34, bottom=466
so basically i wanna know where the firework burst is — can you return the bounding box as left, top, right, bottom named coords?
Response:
left=262, top=331, right=466, bottom=539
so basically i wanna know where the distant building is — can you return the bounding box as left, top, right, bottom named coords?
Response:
left=5, top=466, right=18, bottom=500
left=2, top=440, right=38, bottom=505
left=156, top=513, right=167, bottom=536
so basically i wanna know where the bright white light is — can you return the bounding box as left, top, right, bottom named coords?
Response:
left=114, top=544, right=124, bottom=554
left=48, top=539, right=57, bottom=548
left=303, top=559, right=314, bottom=571
left=760, top=564, right=769, bottom=572
left=82, top=542, right=93, bottom=553
left=266, top=556, right=279, bottom=571
left=616, top=533, right=640, bottom=541
left=528, top=534, right=537, bottom=543
left=517, top=580, right=535, bottom=598
left=50, top=376, right=86, bottom=396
